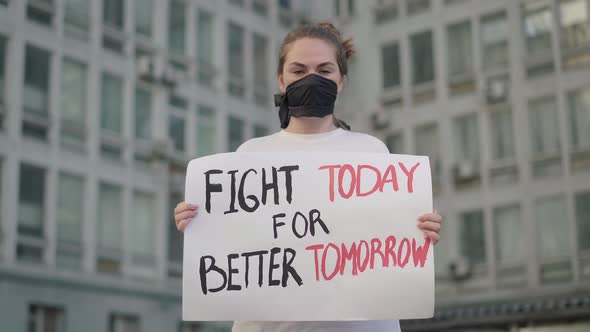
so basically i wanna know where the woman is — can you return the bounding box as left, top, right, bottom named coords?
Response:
left=174, top=22, right=442, bottom=332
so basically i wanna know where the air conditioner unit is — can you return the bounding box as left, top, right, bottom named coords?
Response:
left=485, top=78, right=508, bottom=104
left=151, top=138, right=174, bottom=161
left=453, top=160, right=479, bottom=181
left=137, top=56, right=156, bottom=81
left=370, top=109, right=390, bottom=130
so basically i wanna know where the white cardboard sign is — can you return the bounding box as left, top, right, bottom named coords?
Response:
left=183, top=152, right=434, bottom=321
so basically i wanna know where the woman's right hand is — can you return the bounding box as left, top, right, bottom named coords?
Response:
left=174, top=201, right=198, bottom=233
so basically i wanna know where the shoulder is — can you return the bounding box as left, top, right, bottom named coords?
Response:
left=341, top=130, right=390, bottom=154
left=236, top=132, right=281, bottom=152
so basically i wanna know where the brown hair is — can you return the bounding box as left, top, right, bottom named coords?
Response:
left=277, top=22, right=354, bottom=130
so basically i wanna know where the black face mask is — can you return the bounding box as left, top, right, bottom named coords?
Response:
left=274, top=74, right=338, bottom=129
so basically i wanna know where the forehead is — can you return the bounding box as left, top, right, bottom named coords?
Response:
left=285, top=38, right=337, bottom=66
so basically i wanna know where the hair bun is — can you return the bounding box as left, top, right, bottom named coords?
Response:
left=318, top=22, right=355, bottom=59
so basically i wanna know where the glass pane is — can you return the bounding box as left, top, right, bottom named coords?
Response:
left=523, top=2, right=553, bottom=55
left=168, top=0, right=186, bottom=53
left=567, top=86, right=590, bottom=150
left=169, top=113, right=186, bottom=152
left=227, top=23, right=244, bottom=78
left=97, top=183, right=122, bottom=252
left=197, top=10, right=213, bottom=64
left=489, top=107, right=515, bottom=160
left=24, top=45, right=50, bottom=115
left=414, top=123, right=440, bottom=176
left=134, top=87, right=151, bottom=140
left=494, top=204, right=523, bottom=264
left=407, top=0, right=430, bottom=16
left=576, top=191, right=590, bottom=251
left=536, top=196, right=569, bottom=259
left=101, top=73, right=123, bottom=133
left=61, top=58, right=86, bottom=124
left=18, top=164, right=45, bottom=237
left=228, top=115, right=244, bottom=152
left=481, top=12, right=509, bottom=70
left=168, top=192, right=183, bottom=263
left=447, top=21, right=473, bottom=76
left=454, top=113, right=480, bottom=162
left=528, top=96, right=561, bottom=155
left=135, top=0, right=152, bottom=37
left=411, top=30, right=434, bottom=84
left=381, top=42, right=400, bottom=88
left=197, top=106, right=215, bottom=157
left=253, top=34, right=268, bottom=88
left=64, top=0, right=90, bottom=29
left=386, top=133, right=403, bottom=154
left=57, top=174, right=83, bottom=245
left=460, top=210, right=486, bottom=264
left=130, top=192, right=155, bottom=265
left=103, top=0, right=123, bottom=29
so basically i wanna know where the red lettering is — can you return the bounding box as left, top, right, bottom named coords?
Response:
left=356, top=240, right=370, bottom=272
left=398, top=238, right=411, bottom=268
left=385, top=235, right=397, bottom=267
left=318, top=165, right=340, bottom=202
left=356, top=165, right=382, bottom=197
left=338, top=164, right=356, bottom=199
left=370, top=238, right=386, bottom=269
left=321, top=243, right=341, bottom=281
left=305, top=244, right=324, bottom=281
left=412, top=238, right=431, bottom=267
left=398, top=162, right=420, bottom=193
left=380, top=165, right=399, bottom=192
left=340, top=242, right=358, bottom=276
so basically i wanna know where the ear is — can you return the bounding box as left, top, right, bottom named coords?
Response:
left=337, top=75, right=346, bottom=94
left=278, top=74, right=286, bottom=93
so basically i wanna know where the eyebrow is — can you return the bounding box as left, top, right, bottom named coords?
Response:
left=288, top=62, right=336, bottom=68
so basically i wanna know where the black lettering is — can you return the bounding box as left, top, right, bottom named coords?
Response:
left=199, top=255, right=227, bottom=295
left=262, top=167, right=279, bottom=205
left=310, top=209, right=330, bottom=236
left=238, top=169, right=260, bottom=213
left=204, top=170, right=223, bottom=214
left=268, top=247, right=281, bottom=286
left=241, top=250, right=268, bottom=287
left=278, top=165, right=300, bottom=204
left=282, top=248, right=303, bottom=287
left=292, top=211, right=308, bottom=239
left=224, top=170, right=239, bottom=215
left=227, top=253, right=241, bottom=291
left=272, top=213, right=286, bottom=239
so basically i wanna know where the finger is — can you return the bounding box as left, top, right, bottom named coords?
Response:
left=175, top=203, right=198, bottom=214
left=177, top=218, right=193, bottom=233
left=418, top=213, right=442, bottom=223
left=175, top=210, right=198, bottom=223
left=423, top=230, right=440, bottom=244
left=417, top=221, right=441, bottom=232
left=434, top=208, right=439, bottom=214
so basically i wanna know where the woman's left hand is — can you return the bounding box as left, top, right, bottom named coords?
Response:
left=417, top=209, right=442, bottom=245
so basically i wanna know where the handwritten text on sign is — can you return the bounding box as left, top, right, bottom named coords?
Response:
left=183, top=152, right=434, bottom=321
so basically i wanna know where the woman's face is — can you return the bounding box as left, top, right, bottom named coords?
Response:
left=278, top=38, right=344, bottom=94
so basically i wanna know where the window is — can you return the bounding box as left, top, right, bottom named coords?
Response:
left=129, top=192, right=155, bottom=268
left=134, top=87, right=151, bottom=140
left=0, top=35, right=6, bottom=128
left=97, top=183, right=122, bottom=274
left=447, top=21, right=473, bottom=78
left=529, top=97, right=561, bottom=156
left=252, top=0, right=269, bottom=17
left=410, top=30, right=435, bottom=85
left=481, top=12, right=509, bottom=71
left=488, top=106, right=515, bottom=161
left=374, top=0, right=398, bottom=24
left=179, top=322, right=206, bottom=332
left=27, top=0, right=54, bottom=26
left=168, top=0, right=186, bottom=54
left=493, top=204, right=523, bottom=265
left=169, top=96, right=187, bottom=154
left=100, top=73, right=123, bottom=159
left=536, top=195, right=570, bottom=259
left=168, top=192, right=183, bottom=278
left=523, top=1, right=553, bottom=57
left=559, top=0, right=590, bottom=57
left=253, top=34, right=269, bottom=105
left=385, top=133, right=404, bottom=154
left=18, top=164, right=45, bottom=263
left=64, top=0, right=90, bottom=34
left=460, top=210, right=486, bottom=265
left=135, top=0, right=153, bottom=37
left=60, top=58, right=87, bottom=146
left=28, top=304, right=65, bottom=332
left=414, top=123, right=440, bottom=178
left=103, top=0, right=125, bottom=53
left=227, top=23, right=245, bottom=97
left=576, top=191, right=590, bottom=251
left=228, top=0, right=245, bottom=6
left=228, top=115, right=244, bottom=152
left=253, top=125, right=268, bottom=138
left=407, top=0, right=430, bottom=16
left=567, top=86, right=590, bottom=151
left=196, top=105, right=216, bottom=157
left=453, top=113, right=480, bottom=163
left=109, top=313, right=140, bottom=332
left=197, top=10, right=215, bottom=86
left=334, top=0, right=340, bottom=16
left=23, top=44, right=51, bottom=140
left=381, top=42, right=400, bottom=89
left=56, top=173, right=83, bottom=270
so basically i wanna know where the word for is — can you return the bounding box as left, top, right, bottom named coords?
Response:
left=318, top=162, right=421, bottom=202
left=306, top=235, right=431, bottom=281
left=204, top=165, right=300, bottom=214
left=272, top=209, right=330, bottom=239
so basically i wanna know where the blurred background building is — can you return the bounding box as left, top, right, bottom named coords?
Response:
left=0, top=0, right=589, bottom=332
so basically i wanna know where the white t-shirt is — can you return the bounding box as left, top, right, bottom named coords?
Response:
left=233, top=128, right=402, bottom=332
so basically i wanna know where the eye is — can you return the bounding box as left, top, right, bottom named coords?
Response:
left=320, top=70, right=331, bottom=74
left=293, top=70, right=304, bottom=75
